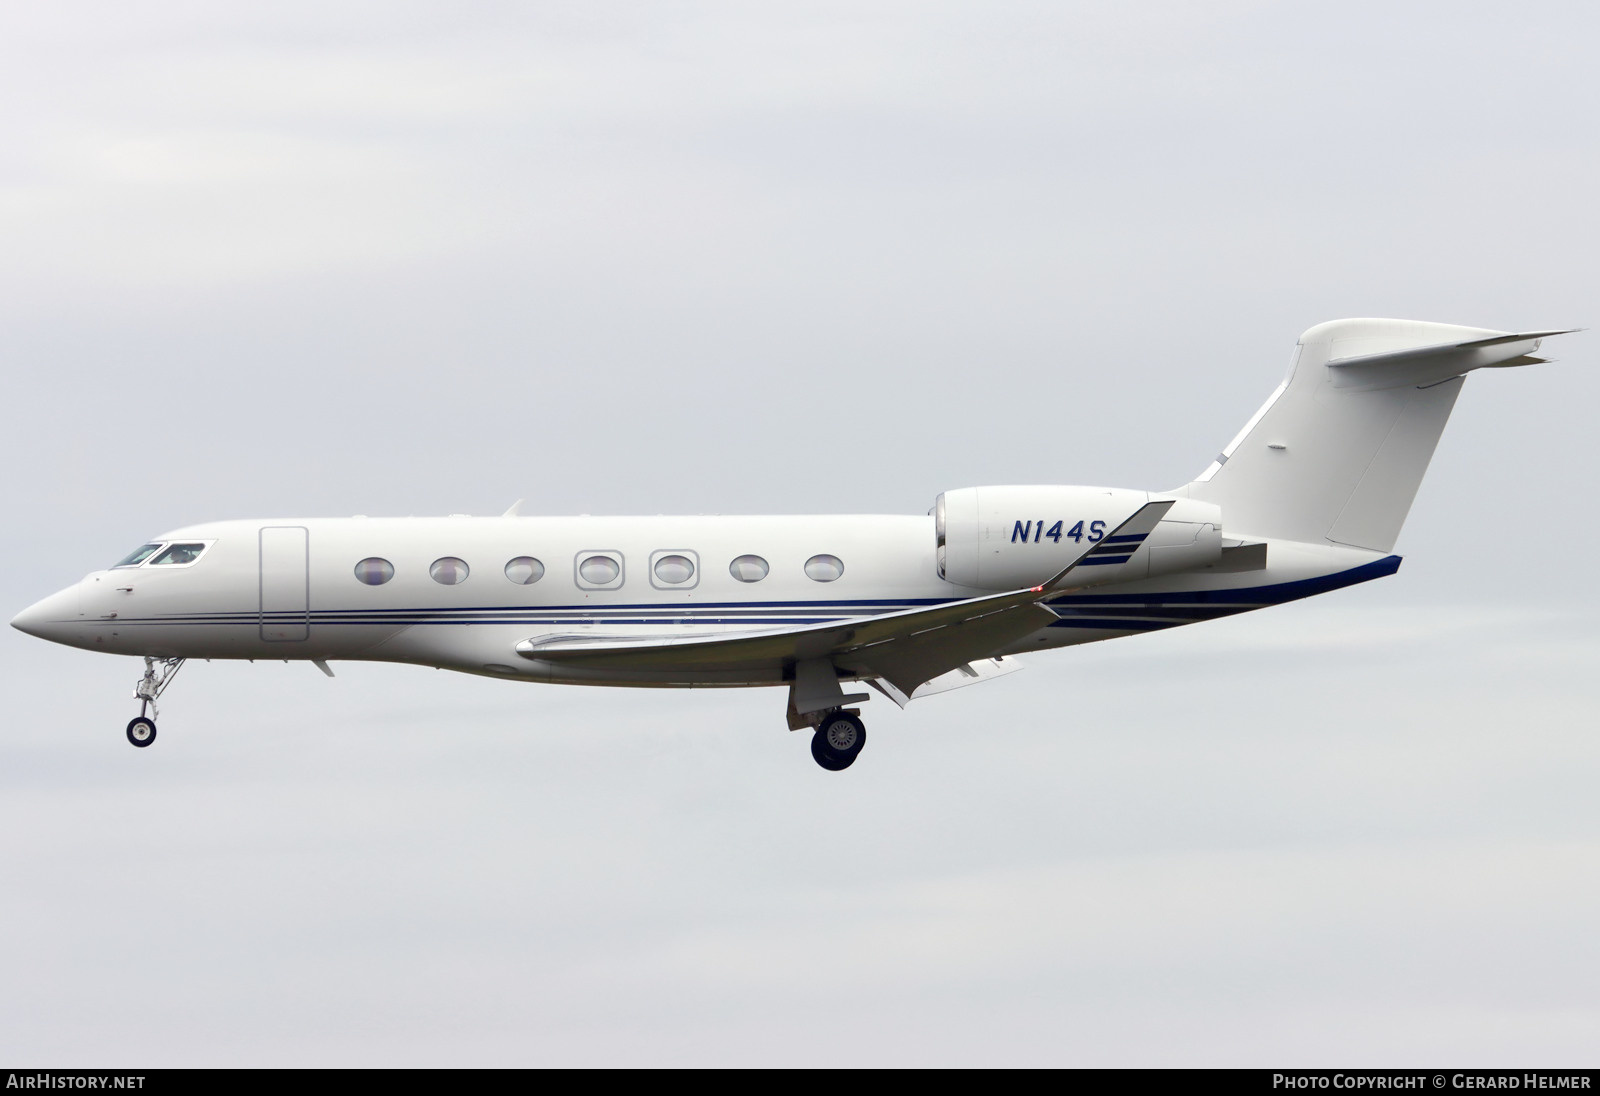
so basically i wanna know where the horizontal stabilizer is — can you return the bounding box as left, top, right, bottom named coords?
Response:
left=1326, top=329, right=1577, bottom=391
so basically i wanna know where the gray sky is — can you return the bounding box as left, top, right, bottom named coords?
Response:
left=3, top=1, right=1597, bottom=1066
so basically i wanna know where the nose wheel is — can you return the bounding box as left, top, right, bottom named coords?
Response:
left=126, top=717, right=157, bottom=747
left=127, top=656, right=184, bottom=748
left=811, top=711, right=866, bottom=771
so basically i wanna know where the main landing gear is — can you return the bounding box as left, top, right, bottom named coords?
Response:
left=810, top=710, right=867, bottom=771
left=787, top=658, right=872, bottom=772
left=126, top=656, right=184, bottom=748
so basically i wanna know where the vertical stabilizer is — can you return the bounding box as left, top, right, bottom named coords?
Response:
left=1180, top=319, right=1568, bottom=552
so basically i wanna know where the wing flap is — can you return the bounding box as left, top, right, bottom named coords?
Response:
left=836, top=600, right=1056, bottom=696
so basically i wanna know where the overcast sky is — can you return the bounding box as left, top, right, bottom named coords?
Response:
left=3, top=1, right=1597, bottom=1066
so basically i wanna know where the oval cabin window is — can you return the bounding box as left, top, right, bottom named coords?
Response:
left=430, top=557, right=470, bottom=585
left=653, top=554, right=695, bottom=585
left=578, top=554, right=620, bottom=585
left=505, top=557, right=545, bottom=585
left=354, top=558, right=395, bottom=586
left=804, top=554, right=844, bottom=582
left=729, top=555, right=769, bottom=583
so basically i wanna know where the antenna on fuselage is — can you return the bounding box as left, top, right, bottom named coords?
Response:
left=501, top=499, right=524, bottom=517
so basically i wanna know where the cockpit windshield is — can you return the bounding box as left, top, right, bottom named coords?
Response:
left=149, top=543, right=208, bottom=566
left=114, top=543, right=164, bottom=568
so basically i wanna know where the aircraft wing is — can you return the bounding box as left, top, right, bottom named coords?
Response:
left=517, top=586, right=1058, bottom=695
left=515, top=501, right=1174, bottom=696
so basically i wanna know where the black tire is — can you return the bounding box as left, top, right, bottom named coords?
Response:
left=817, top=712, right=866, bottom=758
left=126, top=717, right=157, bottom=748
left=811, top=731, right=854, bottom=770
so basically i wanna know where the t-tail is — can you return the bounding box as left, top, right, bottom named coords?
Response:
left=1178, top=318, right=1577, bottom=552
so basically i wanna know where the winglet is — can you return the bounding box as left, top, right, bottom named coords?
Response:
left=1037, top=500, right=1175, bottom=592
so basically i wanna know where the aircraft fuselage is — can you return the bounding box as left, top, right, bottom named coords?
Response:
left=14, top=513, right=1391, bottom=687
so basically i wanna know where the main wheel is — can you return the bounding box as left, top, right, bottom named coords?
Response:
left=811, top=732, right=854, bottom=770
left=811, top=712, right=866, bottom=771
left=818, top=712, right=866, bottom=757
left=126, top=717, right=157, bottom=748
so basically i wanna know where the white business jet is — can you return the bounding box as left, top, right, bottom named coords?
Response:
left=12, top=318, right=1574, bottom=770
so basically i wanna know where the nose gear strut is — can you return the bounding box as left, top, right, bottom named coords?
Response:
left=127, top=656, right=184, bottom=748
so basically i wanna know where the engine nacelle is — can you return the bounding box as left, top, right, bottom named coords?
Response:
left=935, top=485, right=1223, bottom=590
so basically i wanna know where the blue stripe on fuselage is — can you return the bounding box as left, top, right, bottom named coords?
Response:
left=99, top=556, right=1403, bottom=631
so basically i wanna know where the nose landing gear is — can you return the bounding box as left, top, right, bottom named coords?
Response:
left=810, top=710, right=866, bottom=771
left=127, top=656, right=184, bottom=748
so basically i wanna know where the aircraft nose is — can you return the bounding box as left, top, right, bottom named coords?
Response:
left=11, top=585, right=84, bottom=644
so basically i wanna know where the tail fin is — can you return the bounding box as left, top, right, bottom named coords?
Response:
left=1181, top=318, right=1574, bottom=552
